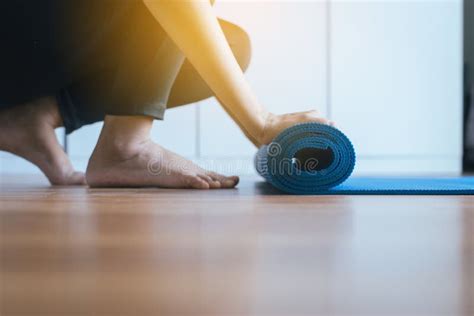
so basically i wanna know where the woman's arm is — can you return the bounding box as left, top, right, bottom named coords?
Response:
left=142, top=0, right=329, bottom=146
left=142, top=0, right=266, bottom=145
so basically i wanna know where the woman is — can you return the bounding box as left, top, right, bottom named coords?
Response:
left=0, top=0, right=330, bottom=189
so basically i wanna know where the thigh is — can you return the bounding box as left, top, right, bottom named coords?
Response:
left=60, top=0, right=173, bottom=123
left=91, top=0, right=173, bottom=114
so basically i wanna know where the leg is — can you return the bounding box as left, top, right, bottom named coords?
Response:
left=86, top=115, right=239, bottom=189
left=0, top=0, right=93, bottom=185
left=57, top=18, right=251, bottom=132
left=0, top=97, right=85, bottom=185
left=84, top=5, right=239, bottom=189
left=167, top=19, right=251, bottom=109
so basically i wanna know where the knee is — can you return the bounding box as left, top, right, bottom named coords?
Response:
left=219, top=20, right=252, bottom=73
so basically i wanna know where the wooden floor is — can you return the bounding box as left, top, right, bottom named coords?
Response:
left=0, top=175, right=473, bottom=316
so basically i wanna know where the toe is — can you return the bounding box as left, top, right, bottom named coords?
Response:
left=230, top=176, right=240, bottom=186
left=184, top=175, right=210, bottom=190
left=49, top=170, right=86, bottom=186
left=208, top=172, right=239, bottom=188
left=69, top=171, right=87, bottom=185
left=198, top=174, right=221, bottom=189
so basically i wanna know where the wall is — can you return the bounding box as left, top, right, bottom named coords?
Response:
left=0, top=0, right=464, bottom=177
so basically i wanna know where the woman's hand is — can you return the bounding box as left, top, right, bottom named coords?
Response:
left=257, top=110, right=334, bottom=146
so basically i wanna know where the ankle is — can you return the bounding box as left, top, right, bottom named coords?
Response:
left=93, top=115, right=154, bottom=159
left=256, top=111, right=274, bottom=146
left=39, top=96, right=63, bottom=128
left=103, top=115, right=153, bottom=138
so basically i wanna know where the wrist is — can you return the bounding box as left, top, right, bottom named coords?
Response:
left=257, top=110, right=274, bottom=146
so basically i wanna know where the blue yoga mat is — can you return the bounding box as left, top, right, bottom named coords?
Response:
left=255, top=123, right=474, bottom=195
left=323, top=177, right=474, bottom=195
left=255, top=123, right=356, bottom=194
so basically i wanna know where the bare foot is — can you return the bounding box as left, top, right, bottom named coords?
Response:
left=86, top=116, right=239, bottom=189
left=0, top=97, right=85, bottom=185
left=258, top=110, right=334, bottom=146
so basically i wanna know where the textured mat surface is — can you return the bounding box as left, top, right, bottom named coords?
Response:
left=317, top=177, right=474, bottom=195
left=255, top=123, right=474, bottom=195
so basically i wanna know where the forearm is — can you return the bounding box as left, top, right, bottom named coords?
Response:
left=142, top=0, right=268, bottom=142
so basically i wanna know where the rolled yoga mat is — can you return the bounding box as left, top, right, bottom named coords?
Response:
left=255, top=123, right=474, bottom=195
left=255, top=123, right=356, bottom=194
